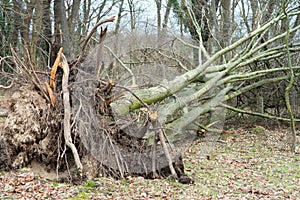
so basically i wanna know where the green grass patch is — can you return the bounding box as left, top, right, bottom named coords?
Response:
left=83, top=180, right=97, bottom=188
left=169, top=180, right=185, bottom=188
left=120, top=179, right=130, bottom=185
left=252, top=127, right=266, bottom=134
left=52, top=182, right=68, bottom=188
left=68, top=192, right=90, bottom=200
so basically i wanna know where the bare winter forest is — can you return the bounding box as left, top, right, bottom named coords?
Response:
left=0, top=0, right=300, bottom=199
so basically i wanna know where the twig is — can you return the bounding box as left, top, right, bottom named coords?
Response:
left=151, top=132, right=159, bottom=178
left=152, top=118, right=178, bottom=179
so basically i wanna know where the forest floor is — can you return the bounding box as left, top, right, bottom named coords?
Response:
left=1, top=121, right=300, bottom=199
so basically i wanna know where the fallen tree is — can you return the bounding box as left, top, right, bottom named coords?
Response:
left=111, top=9, right=300, bottom=142
left=0, top=5, right=300, bottom=184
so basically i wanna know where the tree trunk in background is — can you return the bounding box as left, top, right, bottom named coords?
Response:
left=82, top=0, right=92, bottom=37
left=160, top=0, right=173, bottom=41
left=0, top=1, right=17, bottom=56
left=220, top=0, right=231, bottom=46
left=55, top=0, right=72, bottom=59
left=53, top=0, right=62, bottom=65
left=42, top=0, right=52, bottom=67
left=12, top=0, right=32, bottom=48
left=30, top=0, right=43, bottom=67
left=249, top=0, right=263, bottom=119
left=69, top=0, right=81, bottom=55
left=155, top=0, right=162, bottom=36
left=173, top=0, right=216, bottom=65
left=162, top=0, right=172, bottom=30
left=191, top=0, right=210, bottom=66
left=128, top=0, right=136, bottom=31
left=115, top=0, right=125, bottom=34
left=220, top=0, right=231, bottom=61
left=261, top=0, right=276, bottom=41
left=96, top=0, right=107, bottom=22
left=250, top=0, right=259, bottom=30
left=69, top=0, right=81, bottom=34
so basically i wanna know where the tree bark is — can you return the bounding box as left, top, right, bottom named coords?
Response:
left=54, top=0, right=72, bottom=59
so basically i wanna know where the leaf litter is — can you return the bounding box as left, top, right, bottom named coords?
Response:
left=0, top=125, right=299, bottom=199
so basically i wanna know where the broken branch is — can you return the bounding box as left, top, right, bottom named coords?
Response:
left=61, top=53, right=83, bottom=173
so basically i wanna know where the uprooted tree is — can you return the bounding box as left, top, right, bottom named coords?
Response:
left=0, top=2, right=300, bottom=183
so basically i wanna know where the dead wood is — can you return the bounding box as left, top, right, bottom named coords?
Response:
left=61, top=53, right=83, bottom=173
